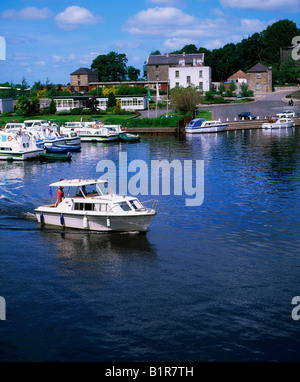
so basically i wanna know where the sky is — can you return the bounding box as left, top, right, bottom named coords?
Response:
left=0, top=0, right=299, bottom=86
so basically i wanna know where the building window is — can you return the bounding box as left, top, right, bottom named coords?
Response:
left=199, top=82, right=203, bottom=91
left=187, top=76, right=191, bottom=84
left=156, top=75, right=159, bottom=81
left=256, top=73, right=262, bottom=79
left=199, top=70, right=203, bottom=78
left=156, top=65, right=159, bottom=70
left=175, top=82, right=179, bottom=87
left=77, top=75, right=80, bottom=79
left=255, top=83, right=260, bottom=90
left=175, top=70, right=179, bottom=78
left=78, top=81, right=81, bottom=86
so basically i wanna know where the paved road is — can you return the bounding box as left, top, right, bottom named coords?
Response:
left=200, top=90, right=300, bottom=121
left=138, top=90, right=300, bottom=121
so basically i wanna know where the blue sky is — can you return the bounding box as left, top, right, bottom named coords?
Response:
left=0, top=0, right=299, bottom=86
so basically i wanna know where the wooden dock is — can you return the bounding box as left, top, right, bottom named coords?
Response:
left=125, top=117, right=300, bottom=135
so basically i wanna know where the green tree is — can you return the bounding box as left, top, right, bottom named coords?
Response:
left=218, top=82, right=225, bottom=94
left=229, top=80, right=237, bottom=93
left=169, top=86, right=201, bottom=115
left=279, top=56, right=300, bottom=83
left=113, top=99, right=122, bottom=114
left=259, top=20, right=300, bottom=65
left=127, top=66, right=141, bottom=81
left=91, top=52, right=128, bottom=82
left=16, top=94, right=31, bottom=114
left=48, top=99, right=57, bottom=114
left=107, top=92, right=116, bottom=108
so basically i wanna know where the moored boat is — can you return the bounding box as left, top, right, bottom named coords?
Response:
left=119, top=133, right=140, bottom=142
left=39, top=152, right=72, bottom=162
left=60, top=121, right=119, bottom=142
left=262, top=116, right=294, bottom=129
left=45, top=144, right=80, bottom=153
left=0, top=130, right=43, bottom=161
left=34, top=178, right=157, bottom=232
left=185, top=118, right=229, bottom=133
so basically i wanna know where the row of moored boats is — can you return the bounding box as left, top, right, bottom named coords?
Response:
left=0, top=120, right=140, bottom=161
left=185, top=116, right=296, bottom=134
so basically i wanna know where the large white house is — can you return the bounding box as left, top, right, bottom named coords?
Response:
left=169, top=65, right=211, bottom=92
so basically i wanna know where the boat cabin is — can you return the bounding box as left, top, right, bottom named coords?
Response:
left=187, top=118, right=206, bottom=128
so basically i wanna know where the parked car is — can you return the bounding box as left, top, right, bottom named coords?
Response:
left=276, top=110, right=295, bottom=118
left=160, top=114, right=176, bottom=118
left=297, top=112, right=300, bottom=117
left=238, top=112, right=256, bottom=120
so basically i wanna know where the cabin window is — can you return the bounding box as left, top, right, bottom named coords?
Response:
left=84, top=204, right=93, bottom=211
left=118, top=201, right=131, bottom=212
left=74, top=203, right=84, bottom=210
left=129, top=200, right=141, bottom=210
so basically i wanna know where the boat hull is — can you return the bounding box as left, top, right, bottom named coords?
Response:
left=0, top=149, right=43, bottom=161
left=35, top=210, right=156, bottom=232
left=80, top=135, right=119, bottom=142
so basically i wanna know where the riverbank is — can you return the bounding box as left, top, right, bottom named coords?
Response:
left=125, top=116, right=300, bottom=135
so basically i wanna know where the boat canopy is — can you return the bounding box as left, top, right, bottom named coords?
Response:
left=187, top=118, right=206, bottom=127
left=49, top=178, right=107, bottom=187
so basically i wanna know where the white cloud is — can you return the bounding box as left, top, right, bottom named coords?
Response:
left=163, top=38, right=198, bottom=50
left=123, top=7, right=273, bottom=51
left=219, top=0, right=299, bottom=11
left=122, top=7, right=197, bottom=35
left=1, top=7, right=53, bottom=20
left=55, top=6, right=104, bottom=30
left=53, top=52, right=101, bottom=64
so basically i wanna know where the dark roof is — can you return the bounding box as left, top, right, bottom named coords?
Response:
left=70, top=67, right=97, bottom=75
left=147, top=53, right=204, bottom=66
left=247, top=63, right=268, bottom=73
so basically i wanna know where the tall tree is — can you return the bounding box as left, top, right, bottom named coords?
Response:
left=169, top=85, right=201, bottom=115
left=91, top=52, right=128, bottom=82
left=127, top=66, right=140, bottom=81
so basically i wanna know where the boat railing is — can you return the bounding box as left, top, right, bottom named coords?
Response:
left=140, top=200, right=158, bottom=212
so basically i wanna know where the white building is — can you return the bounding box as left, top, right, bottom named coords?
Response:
left=169, top=66, right=211, bottom=92
left=54, top=95, right=148, bottom=112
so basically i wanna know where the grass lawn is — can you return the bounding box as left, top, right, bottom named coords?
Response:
left=0, top=109, right=212, bottom=128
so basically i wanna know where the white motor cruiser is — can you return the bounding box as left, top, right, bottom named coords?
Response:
left=185, top=118, right=229, bottom=134
left=262, top=117, right=294, bottom=129
left=35, top=178, right=157, bottom=232
left=0, top=130, right=43, bottom=161
left=60, top=121, right=120, bottom=142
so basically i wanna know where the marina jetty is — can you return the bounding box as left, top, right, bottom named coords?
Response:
left=125, top=116, right=300, bottom=135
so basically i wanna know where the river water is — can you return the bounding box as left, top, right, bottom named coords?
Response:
left=1, top=127, right=300, bottom=362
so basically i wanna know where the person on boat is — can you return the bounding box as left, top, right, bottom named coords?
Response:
left=55, top=186, right=64, bottom=207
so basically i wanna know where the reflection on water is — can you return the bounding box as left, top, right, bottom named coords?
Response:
left=40, top=228, right=157, bottom=263
left=1, top=128, right=300, bottom=362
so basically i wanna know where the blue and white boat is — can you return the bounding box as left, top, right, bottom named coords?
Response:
left=186, top=118, right=229, bottom=134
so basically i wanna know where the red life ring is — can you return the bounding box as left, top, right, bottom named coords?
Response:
left=93, top=124, right=98, bottom=129
left=7, top=136, right=12, bottom=141
left=99, top=123, right=104, bottom=128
